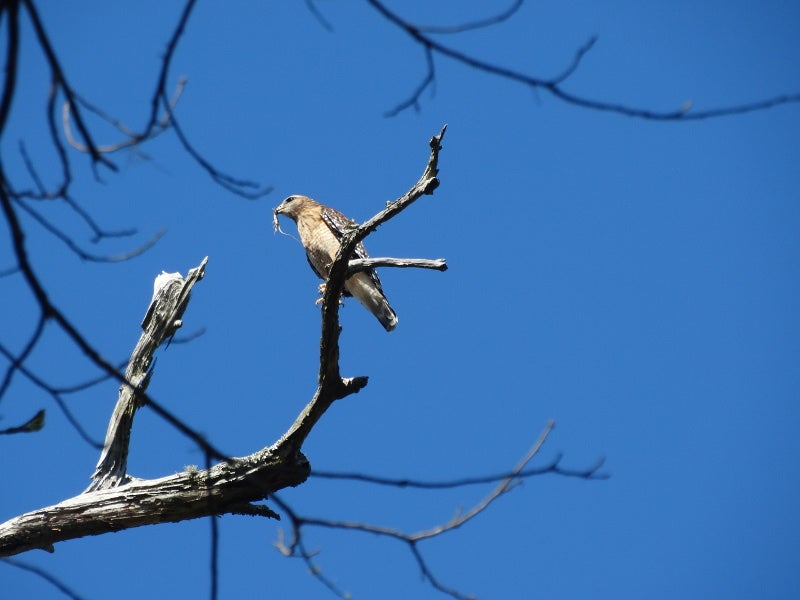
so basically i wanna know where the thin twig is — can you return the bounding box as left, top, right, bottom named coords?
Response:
left=0, top=314, right=45, bottom=399
left=164, top=102, right=273, bottom=198
left=368, top=0, right=800, bottom=120
left=303, top=0, right=334, bottom=32
left=22, top=0, right=115, bottom=171
left=0, top=0, right=20, bottom=139
left=13, top=197, right=164, bottom=262
left=0, top=409, right=45, bottom=435
left=1, top=558, right=86, bottom=600
left=145, top=0, right=196, bottom=134
left=310, top=454, right=608, bottom=489
left=271, top=494, right=352, bottom=599
left=414, top=0, right=524, bottom=34
left=385, top=45, right=435, bottom=117
left=272, top=421, right=572, bottom=600
left=62, top=79, right=186, bottom=154
left=550, top=35, right=597, bottom=84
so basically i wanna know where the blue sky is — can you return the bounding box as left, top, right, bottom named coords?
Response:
left=2, top=1, right=799, bottom=598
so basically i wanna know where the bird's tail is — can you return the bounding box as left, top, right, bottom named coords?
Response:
left=371, top=297, right=398, bottom=332
left=346, top=274, right=398, bottom=332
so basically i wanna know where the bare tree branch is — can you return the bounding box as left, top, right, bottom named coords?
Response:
left=0, top=0, right=20, bottom=139
left=303, top=0, right=334, bottom=32
left=385, top=45, right=435, bottom=117
left=62, top=77, right=186, bottom=154
left=0, top=257, right=313, bottom=557
left=368, top=0, right=800, bottom=120
left=273, top=420, right=571, bottom=600
left=0, top=337, right=115, bottom=446
left=22, top=0, right=115, bottom=172
left=165, top=101, right=273, bottom=198
left=414, top=0, right=524, bottom=34
left=1, top=557, right=86, bottom=600
left=0, top=409, right=45, bottom=435
left=146, top=0, right=196, bottom=134
left=271, top=494, right=353, bottom=600
left=0, top=171, right=231, bottom=456
left=550, top=35, right=598, bottom=84
left=310, top=453, right=607, bottom=489
left=88, top=259, right=209, bottom=491
left=276, top=125, right=447, bottom=457
left=0, top=314, right=44, bottom=401
left=0, top=453, right=304, bottom=557
left=13, top=197, right=164, bottom=262
left=348, top=257, right=447, bottom=273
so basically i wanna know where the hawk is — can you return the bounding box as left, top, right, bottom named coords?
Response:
left=274, top=195, right=398, bottom=332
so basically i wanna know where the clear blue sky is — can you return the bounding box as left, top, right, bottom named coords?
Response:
left=2, top=2, right=799, bottom=598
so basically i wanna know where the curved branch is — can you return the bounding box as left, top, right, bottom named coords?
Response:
left=273, top=420, right=567, bottom=600
left=368, top=0, right=800, bottom=120
left=1, top=557, right=85, bottom=600
left=0, top=314, right=45, bottom=400
left=164, top=98, right=273, bottom=198
left=0, top=409, right=45, bottom=435
left=385, top=45, right=435, bottom=117
left=414, top=0, right=524, bottom=34
left=62, top=78, right=186, bottom=154
left=14, top=197, right=164, bottom=262
left=22, top=0, right=115, bottom=171
left=550, top=35, right=597, bottom=84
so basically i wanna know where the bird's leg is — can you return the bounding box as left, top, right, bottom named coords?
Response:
left=315, top=282, right=344, bottom=305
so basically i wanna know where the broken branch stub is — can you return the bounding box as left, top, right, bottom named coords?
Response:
left=87, top=257, right=208, bottom=492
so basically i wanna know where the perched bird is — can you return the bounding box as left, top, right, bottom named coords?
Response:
left=274, top=195, right=398, bottom=332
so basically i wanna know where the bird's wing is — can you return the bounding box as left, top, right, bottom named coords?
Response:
left=320, top=206, right=386, bottom=293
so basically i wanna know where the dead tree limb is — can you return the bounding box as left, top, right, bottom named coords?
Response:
left=0, top=127, right=447, bottom=559
left=0, top=450, right=302, bottom=557
left=348, top=257, right=447, bottom=273
left=87, top=258, right=208, bottom=491
left=0, top=258, right=308, bottom=557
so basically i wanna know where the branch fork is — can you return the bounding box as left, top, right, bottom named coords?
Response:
left=276, top=125, right=447, bottom=455
left=0, top=126, right=448, bottom=558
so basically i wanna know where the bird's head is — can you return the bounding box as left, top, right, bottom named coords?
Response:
left=273, top=194, right=316, bottom=221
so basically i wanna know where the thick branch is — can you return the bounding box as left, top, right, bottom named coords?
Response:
left=0, top=257, right=314, bottom=558
left=88, top=258, right=208, bottom=491
left=0, top=447, right=308, bottom=557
